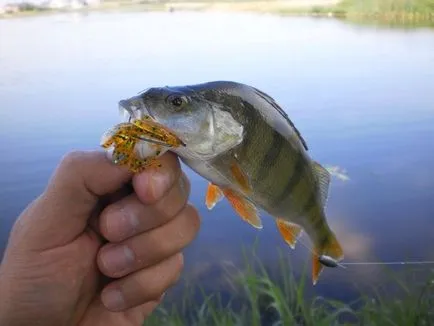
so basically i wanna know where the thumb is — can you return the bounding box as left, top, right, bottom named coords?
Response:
left=11, top=151, right=132, bottom=251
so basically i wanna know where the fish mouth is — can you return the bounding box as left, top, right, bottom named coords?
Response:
left=119, top=99, right=137, bottom=123
left=118, top=99, right=185, bottom=148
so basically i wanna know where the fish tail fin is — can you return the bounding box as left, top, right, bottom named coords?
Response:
left=312, top=231, right=344, bottom=285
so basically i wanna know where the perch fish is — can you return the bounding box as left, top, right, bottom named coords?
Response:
left=101, top=81, right=344, bottom=285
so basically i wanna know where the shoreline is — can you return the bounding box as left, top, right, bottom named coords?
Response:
left=1, top=1, right=338, bottom=19
left=1, top=1, right=433, bottom=28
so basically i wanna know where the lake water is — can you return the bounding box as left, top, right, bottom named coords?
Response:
left=1, top=11, right=434, bottom=306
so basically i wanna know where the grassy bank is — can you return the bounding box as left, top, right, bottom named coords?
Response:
left=2, top=0, right=434, bottom=27
left=0, top=0, right=339, bottom=19
left=143, top=251, right=434, bottom=326
left=331, top=0, right=434, bottom=26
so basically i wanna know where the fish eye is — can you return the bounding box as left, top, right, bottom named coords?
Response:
left=166, top=94, right=188, bottom=111
left=171, top=97, right=183, bottom=106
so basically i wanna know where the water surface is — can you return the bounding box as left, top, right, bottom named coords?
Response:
left=1, top=12, right=434, bottom=303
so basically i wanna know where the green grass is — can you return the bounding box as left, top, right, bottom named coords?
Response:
left=143, top=249, right=434, bottom=326
left=338, top=0, right=434, bottom=14
left=334, top=0, right=434, bottom=26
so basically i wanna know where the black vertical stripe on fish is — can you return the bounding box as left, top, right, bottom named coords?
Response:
left=302, top=193, right=329, bottom=248
left=255, top=131, right=284, bottom=181
left=236, top=125, right=268, bottom=178
left=318, top=227, right=330, bottom=249
left=273, top=151, right=306, bottom=206
left=301, top=191, right=318, bottom=217
left=236, top=107, right=276, bottom=181
left=234, top=99, right=262, bottom=157
left=252, top=86, right=309, bottom=151
left=238, top=126, right=254, bottom=156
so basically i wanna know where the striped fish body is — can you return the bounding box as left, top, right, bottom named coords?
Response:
left=185, top=95, right=315, bottom=223
left=119, top=81, right=344, bottom=284
left=190, top=110, right=325, bottom=237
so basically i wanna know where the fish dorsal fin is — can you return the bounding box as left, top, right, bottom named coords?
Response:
left=252, top=87, right=309, bottom=151
left=312, top=161, right=331, bottom=208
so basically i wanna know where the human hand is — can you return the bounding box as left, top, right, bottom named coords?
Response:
left=0, top=150, right=200, bottom=326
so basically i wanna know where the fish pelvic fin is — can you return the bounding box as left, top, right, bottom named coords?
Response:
left=230, top=160, right=251, bottom=194
left=312, top=161, right=331, bottom=208
left=276, top=219, right=303, bottom=250
left=205, top=182, right=224, bottom=210
left=223, top=189, right=263, bottom=229
left=312, top=232, right=344, bottom=285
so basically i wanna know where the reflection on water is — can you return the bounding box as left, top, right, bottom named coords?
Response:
left=1, top=12, right=434, bottom=303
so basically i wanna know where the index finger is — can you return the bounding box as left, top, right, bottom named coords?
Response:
left=132, top=152, right=182, bottom=205
left=99, top=171, right=190, bottom=242
left=11, top=150, right=133, bottom=251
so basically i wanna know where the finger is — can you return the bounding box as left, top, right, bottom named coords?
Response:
left=123, top=298, right=162, bottom=324
left=132, top=152, right=182, bottom=205
left=100, top=253, right=183, bottom=312
left=99, top=172, right=190, bottom=243
left=98, top=204, right=200, bottom=278
left=13, top=151, right=133, bottom=251
left=79, top=297, right=163, bottom=326
left=89, top=182, right=134, bottom=238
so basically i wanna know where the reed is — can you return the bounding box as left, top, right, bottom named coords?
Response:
left=335, top=0, right=434, bottom=26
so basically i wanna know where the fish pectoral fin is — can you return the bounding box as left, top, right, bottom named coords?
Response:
left=276, top=219, right=303, bottom=249
left=312, top=161, right=331, bottom=208
left=223, top=189, right=262, bottom=229
left=230, top=160, right=251, bottom=194
left=205, top=183, right=224, bottom=210
left=312, top=232, right=344, bottom=285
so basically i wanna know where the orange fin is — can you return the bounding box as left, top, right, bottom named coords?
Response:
left=276, top=219, right=303, bottom=250
left=223, top=189, right=262, bottom=229
left=230, top=160, right=251, bottom=194
left=312, top=233, right=344, bottom=285
left=312, top=253, right=324, bottom=286
left=205, top=183, right=224, bottom=210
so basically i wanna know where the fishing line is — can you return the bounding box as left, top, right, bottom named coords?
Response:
left=186, top=154, right=434, bottom=271
left=177, top=148, right=350, bottom=267
left=164, top=150, right=434, bottom=273
left=128, top=120, right=434, bottom=273
left=339, top=261, right=434, bottom=267
left=180, top=148, right=321, bottom=256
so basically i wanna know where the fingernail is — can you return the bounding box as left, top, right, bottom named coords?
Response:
left=102, top=288, right=125, bottom=311
left=117, top=207, right=140, bottom=238
left=150, top=171, right=173, bottom=199
left=102, top=245, right=135, bottom=274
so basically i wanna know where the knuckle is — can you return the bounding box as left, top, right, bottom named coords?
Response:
left=153, top=201, right=173, bottom=222
left=60, top=151, right=85, bottom=169
left=136, top=303, right=158, bottom=324
left=179, top=172, right=191, bottom=196
left=153, top=174, right=190, bottom=221
left=172, top=253, right=184, bottom=277
left=185, top=204, right=201, bottom=234
left=99, top=202, right=122, bottom=240
left=148, top=232, right=171, bottom=259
